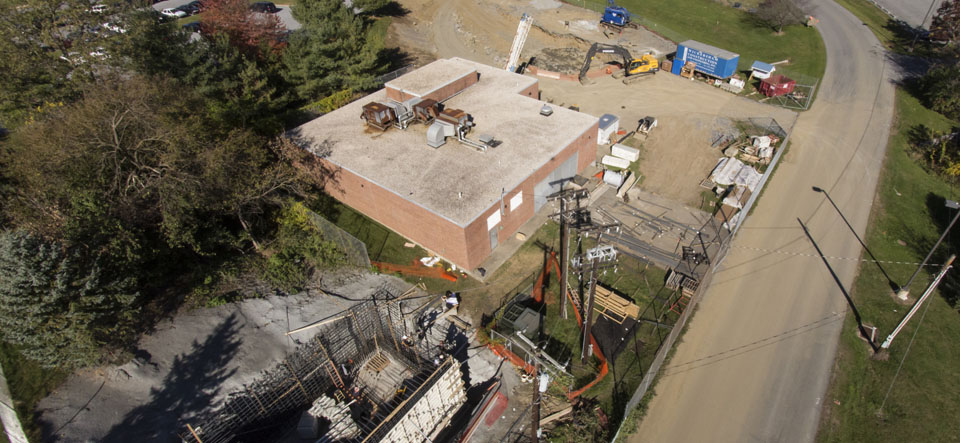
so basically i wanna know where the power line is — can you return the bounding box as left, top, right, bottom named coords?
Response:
left=729, top=244, right=943, bottom=266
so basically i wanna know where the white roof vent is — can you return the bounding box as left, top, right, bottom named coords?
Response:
left=540, top=105, right=553, bottom=116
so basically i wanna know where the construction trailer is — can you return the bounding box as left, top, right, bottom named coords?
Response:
left=671, top=40, right=739, bottom=79
left=759, top=75, right=796, bottom=97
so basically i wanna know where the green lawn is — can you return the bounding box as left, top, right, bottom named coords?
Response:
left=817, top=89, right=960, bottom=442
left=574, top=0, right=826, bottom=81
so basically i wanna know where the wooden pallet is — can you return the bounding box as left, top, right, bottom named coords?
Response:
left=593, top=285, right=640, bottom=324
left=364, top=352, right=390, bottom=373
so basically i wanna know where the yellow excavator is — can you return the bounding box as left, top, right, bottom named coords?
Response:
left=579, top=43, right=659, bottom=85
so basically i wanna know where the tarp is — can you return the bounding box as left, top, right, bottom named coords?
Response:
left=709, top=157, right=762, bottom=191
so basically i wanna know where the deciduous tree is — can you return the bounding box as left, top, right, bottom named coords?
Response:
left=930, top=0, right=960, bottom=44
left=755, top=0, right=807, bottom=34
left=201, top=0, right=287, bottom=56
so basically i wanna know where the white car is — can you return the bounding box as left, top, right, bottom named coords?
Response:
left=161, top=8, right=187, bottom=18
left=102, top=22, right=126, bottom=33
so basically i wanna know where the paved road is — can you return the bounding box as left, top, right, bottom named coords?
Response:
left=629, top=0, right=896, bottom=441
left=870, top=0, right=943, bottom=28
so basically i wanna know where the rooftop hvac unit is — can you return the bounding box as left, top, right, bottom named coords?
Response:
left=540, top=105, right=553, bottom=116
left=427, top=120, right=455, bottom=148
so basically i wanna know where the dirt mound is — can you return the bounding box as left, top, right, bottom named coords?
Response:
left=533, top=47, right=586, bottom=73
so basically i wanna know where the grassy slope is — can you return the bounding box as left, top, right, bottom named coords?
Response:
left=616, top=0, right=827, bottom=79
left=817, top=90, right=960, bottom=442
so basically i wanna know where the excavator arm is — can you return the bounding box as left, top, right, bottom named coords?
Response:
left=579, top=43, right=634, bottom=82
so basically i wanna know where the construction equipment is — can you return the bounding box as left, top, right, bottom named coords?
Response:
left=505, top=13, right=533, bottom=73
left=600, top=0, right=639, bottom=30
left=579, top=43, right=659, bottom=85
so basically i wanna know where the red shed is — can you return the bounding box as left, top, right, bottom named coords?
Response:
left=759, top=75, right=796, bottom=97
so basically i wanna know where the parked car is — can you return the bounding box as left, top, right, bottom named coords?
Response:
left=177, top=3, right=199, bottom=15
left=182, top=21, right=202, bottom=33
left=250, top=2, right=279, bottom=13
left=185, top=1, right=203, bottom=13
left=161, top=8, right=187, bottom=18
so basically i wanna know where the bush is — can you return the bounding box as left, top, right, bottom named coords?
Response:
left=262, top=202, right=345, bottom=292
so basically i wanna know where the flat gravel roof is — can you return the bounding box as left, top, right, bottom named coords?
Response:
left=291, top=58, right=598, bottom=227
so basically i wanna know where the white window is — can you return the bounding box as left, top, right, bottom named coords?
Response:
left=510, top=192, right=523, bottom=212
left=487, top=211, right=501, bottom=230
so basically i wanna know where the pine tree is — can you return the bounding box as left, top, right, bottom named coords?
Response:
left=0, top=231, right=139, bottom=368
left=283, top=0, right=382, bottom=101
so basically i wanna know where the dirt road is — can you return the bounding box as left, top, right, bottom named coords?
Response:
left=629, top=0, right=897, bottom=441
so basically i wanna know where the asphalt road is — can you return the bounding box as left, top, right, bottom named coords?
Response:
left=870, top=0, right=943, bottom=28
left=629, top=0, right=897, bottom=441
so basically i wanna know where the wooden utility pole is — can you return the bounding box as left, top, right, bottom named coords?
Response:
left=530, top=355, right=541, bottom=442
left=581, top=258, right=599, bottom=363
left=559, top=194, right=568, bottom=319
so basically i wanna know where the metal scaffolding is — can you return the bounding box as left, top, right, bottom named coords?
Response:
left=178, top=291, right=465, bottom=443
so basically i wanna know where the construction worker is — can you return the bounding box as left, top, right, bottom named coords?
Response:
left=444, top=291, right=460, bottom=310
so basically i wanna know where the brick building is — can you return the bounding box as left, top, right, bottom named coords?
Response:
left=291, top=58, right=599, bottom=272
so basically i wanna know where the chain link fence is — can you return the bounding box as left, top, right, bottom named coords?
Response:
left=304, top=208, right=371, bottom=269
left=374, top=64, right=415, bottom=86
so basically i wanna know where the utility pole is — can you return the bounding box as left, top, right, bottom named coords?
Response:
left=882, top=255, right=955, bottom=349
left=530, top=355, right=540, bottom=442
left=581, top=258, right=599, bottom=362
left=559, top=191, right=568, bottom=319
left=549, top=188, right=590, bottom=319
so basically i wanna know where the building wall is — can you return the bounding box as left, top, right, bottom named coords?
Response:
left=462, top=120, right=599, bottom=269
left=385, top=71, right=480, bottom=103
left=323, top=162, right=471, bottom=267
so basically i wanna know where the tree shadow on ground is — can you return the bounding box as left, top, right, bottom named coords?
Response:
left=97, top=314, right=243, bottom=443
left=920, top=192, right=960, bottom=308
left=369, top=1, right=409, bottom=17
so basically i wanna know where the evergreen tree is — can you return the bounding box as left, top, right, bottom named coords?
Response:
left=283, top=0, right=382, bottom=101
left=182, top=35, right=294, bottom=135
left=0, top=231, right=139, bottom=368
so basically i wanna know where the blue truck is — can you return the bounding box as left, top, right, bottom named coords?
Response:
left=671, top=40, right=740, bottom=79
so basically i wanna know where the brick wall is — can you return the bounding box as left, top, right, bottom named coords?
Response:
left=385, top=71, right=479, bottom=102
left=461, top=121, right=599, bottom=269
left=323, top=162, right=471, bottom=267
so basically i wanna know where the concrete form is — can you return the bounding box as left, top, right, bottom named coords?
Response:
left=291, top=57, right=600, bottom=271
left=376, top=357, right=466, bottom=442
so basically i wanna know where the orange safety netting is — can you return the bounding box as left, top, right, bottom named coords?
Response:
left=492, top=250, right=608, bottom=400
left=372, top=260, right=458, bottom=282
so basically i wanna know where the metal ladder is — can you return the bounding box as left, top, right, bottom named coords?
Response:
left=505, top=13, right=533, bottom=73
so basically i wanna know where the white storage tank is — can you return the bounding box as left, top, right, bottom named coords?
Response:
left=611, top=143, right=640, bottom=162
left=598, top=113, right=619, bottom=145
